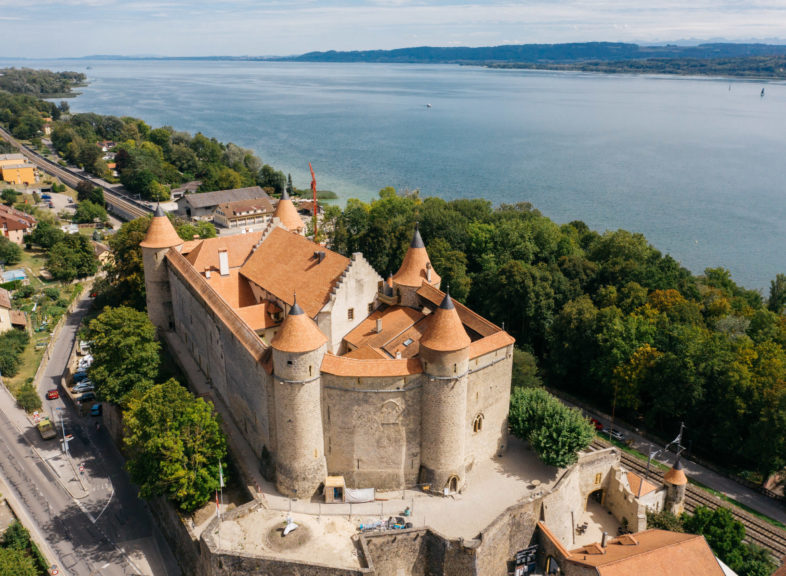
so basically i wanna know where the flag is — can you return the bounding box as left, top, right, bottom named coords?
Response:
left=216, top=490, right=220, bottom=514
left=219, top=461, right=224, bottom=488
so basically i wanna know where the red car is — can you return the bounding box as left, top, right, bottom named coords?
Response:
left=590, top=418, right=603, bottom=431
left=46, top=389, right=59, bottom=400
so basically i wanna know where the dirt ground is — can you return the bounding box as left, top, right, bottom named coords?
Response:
left=220, top=507, right=362, bottom=569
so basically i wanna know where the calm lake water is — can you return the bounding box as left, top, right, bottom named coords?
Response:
left=4, top=58, right=786, bottom=290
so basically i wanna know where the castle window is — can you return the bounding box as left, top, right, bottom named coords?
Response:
left=309, top=365, right=312, bottom=376
left=594, top=473, right=602, bottom=485
left=348, top=308, right=354, bottom=320
left=472, top=413, right=484, bottom=433
left=368, top=302, right=374, bottom=314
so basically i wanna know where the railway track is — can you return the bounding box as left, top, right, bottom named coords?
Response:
left=0, top=125, right=150, bottom=220
left=590, top=439, right=786, bottom=559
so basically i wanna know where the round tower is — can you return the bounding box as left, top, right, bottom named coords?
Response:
left=271, top=296, right=328, bottom=498
left=140, top=206, right=183, bottom=332
left=663, top=457, right=687, bottom=515
left=273, top=188, right=305, bottom=235
left=419, top=291, right=470, bottom=494
left=392, top=223, right=441, bottom=308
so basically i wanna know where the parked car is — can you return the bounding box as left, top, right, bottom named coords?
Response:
left=589, top=418, right=603, bottom=431
left=73, top=382, right=94, bottom=394
left=73, top=371, right=89, bottom=383
left=41, top=194, right=51, bottom=200
left=90, top=403, right=102, bottom=417
left=608, top=429, right=626, bottom=442
left=46, top=389, right=59, bottom=400
left=77, top=392, right=95, bottom=403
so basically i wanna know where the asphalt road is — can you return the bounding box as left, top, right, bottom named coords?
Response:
left=0, top=293, right=180, bottom=576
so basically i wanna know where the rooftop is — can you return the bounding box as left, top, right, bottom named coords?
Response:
left=240, top=227, right=349, bottom=317
left=216, top=196, right=274, bottom=217
left=140, top=209, right=183, bottom=249
left=273, top=189, right=305, bottom=232
left=185, top=231, right=263, bottom=273
left=177, top=186, right=271, bottom=209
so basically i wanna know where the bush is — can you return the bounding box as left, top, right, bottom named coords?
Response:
left=14, top=285, right=35, bottom=299
left=43, top=286, right=60, bottom=300
left=16, top=382, right=41, bottom=413
left=0, top=236, right=23, bottom=266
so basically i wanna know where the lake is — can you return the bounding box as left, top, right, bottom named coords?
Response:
left=3, top=58, right=785, bottom=290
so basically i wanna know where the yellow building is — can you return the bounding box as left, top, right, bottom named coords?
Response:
left=0, top=154, right=36, bottom=185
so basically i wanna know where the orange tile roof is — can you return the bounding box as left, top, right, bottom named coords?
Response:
left=381, top=322, right=428, bottom=359
left=204, top=268, right=256, bottom=308
left=569, top=530, right=723, bottom=576
left=273, top=191, right=304, bottom=232
left=469, top=331, right=515, bottom=359
left=420, top=293, right=470, bottom=352
left=271, top=299, right=326, bottom=353
left=663, top=460, right=688, bottom=486
left=0, top=204, right=37, bottom=225
left=240, top=227, right=349, bottom=317
left=321, top=354, right=422, bottom=377
left=140, top=210, right=183, bottom=249
left=185, top=232, right=263, bottom=273
left=180, top=239, right=201, bottom=255
left=165, top=249, right=267, bottom=362
left=417, top=283, right=503, bottom=338
left=627, top=471, right=659, bottom=497
left=392, top=226, right=440, bottom=287
left=343, top=306, right=425, bottom=351
left=0, top=288, right=10, bottom=310
left=343, top=346, right=387, bottom=360
left=9, top=310, right=26, bottom=326
left=235, top=302, right=278, bottom=332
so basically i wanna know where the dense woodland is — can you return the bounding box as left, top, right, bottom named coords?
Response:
left=0, top=67, right=85, bottom=97
left=325, top=190, right=786, bottom=480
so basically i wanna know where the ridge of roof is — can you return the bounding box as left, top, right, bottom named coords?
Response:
left=179, top=186, right=271, bottom=208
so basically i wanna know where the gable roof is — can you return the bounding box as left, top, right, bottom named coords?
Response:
left=185, top=232, right=263, bottom=273
left=216, top=197, right=274, bottom=217
left=627, top=471, right=659, bottom=497
left=240, top=227, right=349, bottom=317
left=178, top=186, right=270, bottom=209
left=561, top=527, right=724, bottom=576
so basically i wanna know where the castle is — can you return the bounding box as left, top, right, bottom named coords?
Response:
left=140, top=192, right=514, bottom=498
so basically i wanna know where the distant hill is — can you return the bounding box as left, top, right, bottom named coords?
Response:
left=279, top=42, right=786, bottom=64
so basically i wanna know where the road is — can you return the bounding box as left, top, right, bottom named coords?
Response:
left=0, top=293, right=180, bottom=576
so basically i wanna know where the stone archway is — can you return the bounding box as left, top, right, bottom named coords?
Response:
left=445, top=475, right=459, bottom=494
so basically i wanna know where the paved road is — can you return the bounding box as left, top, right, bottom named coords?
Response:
left=0, top=293, right=180, bottom=576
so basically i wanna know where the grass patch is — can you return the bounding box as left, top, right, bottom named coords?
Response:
left=5, top=344, right=46, bottom=397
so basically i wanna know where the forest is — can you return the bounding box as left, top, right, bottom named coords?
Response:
left=325, top=189, right=786, bottom=481
left=0, top=67, right=86, bottom=97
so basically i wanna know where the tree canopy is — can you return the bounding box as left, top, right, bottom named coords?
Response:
left=124, top=378, right=227, bottom=512
left=85, top=306, right=161, bottom=406
left=46, top=233, right=98, bottom=281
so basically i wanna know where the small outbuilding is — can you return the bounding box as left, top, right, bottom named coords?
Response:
left=325, top=476, right=346, bottom=503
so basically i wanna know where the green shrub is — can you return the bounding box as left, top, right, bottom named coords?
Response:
left=16, top=382, right=41, bottom=413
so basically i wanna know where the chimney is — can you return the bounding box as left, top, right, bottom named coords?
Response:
left=205, top=270, right=211, bottom=279
left=426, top=262, right=432, bottom=282
left=218, top=249, right=229, bottom=276
left=375, top=318, right=383, bottom=333
left=396, top=351, right=402, bottom=359
left=601, top=532, right=608, bottom=548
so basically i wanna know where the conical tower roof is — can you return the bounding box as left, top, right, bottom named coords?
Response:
left=420, top=291, right=470, bottom=352
left=274, top=188, right=305, bottom=232
left=271, top=295, right=327, bottom=353
left=663, top=457, right=688, bottom=486
left=140, top=205, right=183, bottom=249
left=392, top=223, right=441, bottom=288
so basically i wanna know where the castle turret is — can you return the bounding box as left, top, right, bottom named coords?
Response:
left=271, top=296, right=327, bottom=497
left=419, top=291, right=470, bottom=493
left=140, top=206, right=183, bottom=331
left=274, top=188, right=305, bottom=235
left=663, top=457, right=687, bottom=515
left=392, top=223, right=441, bottom=307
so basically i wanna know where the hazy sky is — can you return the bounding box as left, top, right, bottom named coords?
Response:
left=3, top=0, right=786, bottom=58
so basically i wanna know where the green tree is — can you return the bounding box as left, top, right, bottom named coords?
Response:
left=104, top=216, right=150, bottom=309
left=175, top=219, right=216, bottom=241
left=509, top=387, right=594, bottom=467
left=768, top=273, right=786, bottom=314
left=85, top=306, right=161, bottom=405
left=0, top=236, right=23, bottom=266
left=1, top=188, right=19, bottom=206
left=16, top=382, right=41, bottom=413
left=124, top=378, right=227, bottom=512
left=46, top=234, right=98, bottom=281
left=683, top=506, right=744, bottom=560
left=73, top=200, right=108, bottom=224
left=0, top=547, right=37, bottom=576
left=76, top=180, right=105, bottom=205
left=645, top=509, right=685, bottom=532
left=511, top=348, right=541, bottom=389
left=26, top=219, right=65, bottom=250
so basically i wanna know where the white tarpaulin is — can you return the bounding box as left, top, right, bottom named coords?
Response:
left=345, top=487, right=375, bottom=503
